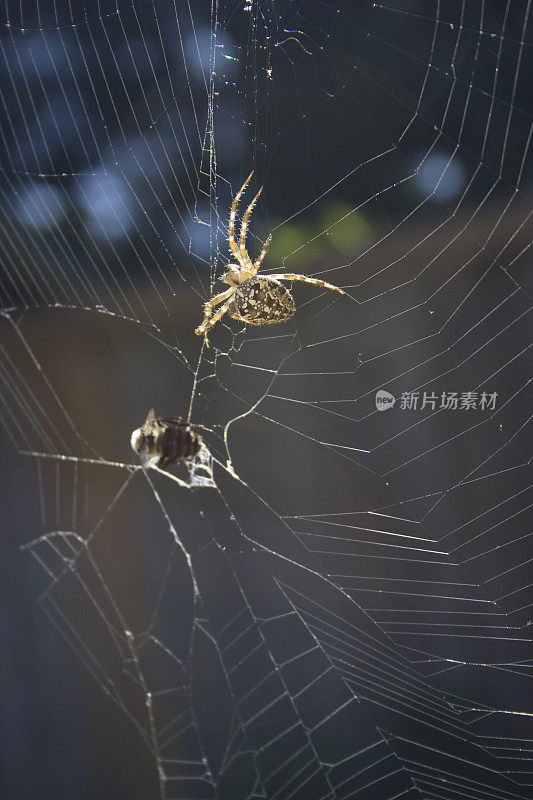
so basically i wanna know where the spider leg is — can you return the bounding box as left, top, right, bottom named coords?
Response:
left=195, top=287, right=235, bottom=346
left=253, top=233, right=272, bottom=273
left=229, top=171, right=254, bottom=267
left=239, top=187, right=263, bottom=270
left=267, top=274, right=346, bottom=295
left=195, top=295, right=236, bottom=347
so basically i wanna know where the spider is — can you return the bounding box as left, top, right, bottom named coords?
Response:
left=195, top=172, right=346, bottom=346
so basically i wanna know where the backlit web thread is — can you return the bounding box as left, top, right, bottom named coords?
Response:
left=0, top=0, right=532, bottom=799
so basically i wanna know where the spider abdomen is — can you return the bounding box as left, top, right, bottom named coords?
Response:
left=232, top=276, right=295, bottom=325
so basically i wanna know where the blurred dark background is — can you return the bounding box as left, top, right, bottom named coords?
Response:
left=1, top=1, right=532, bottom=799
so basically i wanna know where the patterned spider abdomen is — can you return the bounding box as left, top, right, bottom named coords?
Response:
left=232, top=276, right=295, bottom=325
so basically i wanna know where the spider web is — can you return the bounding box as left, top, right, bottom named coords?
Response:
left=1, top=1, right=532, bottom=799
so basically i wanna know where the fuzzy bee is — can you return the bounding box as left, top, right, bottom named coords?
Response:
left=131, top=409, right=204, bottom=468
